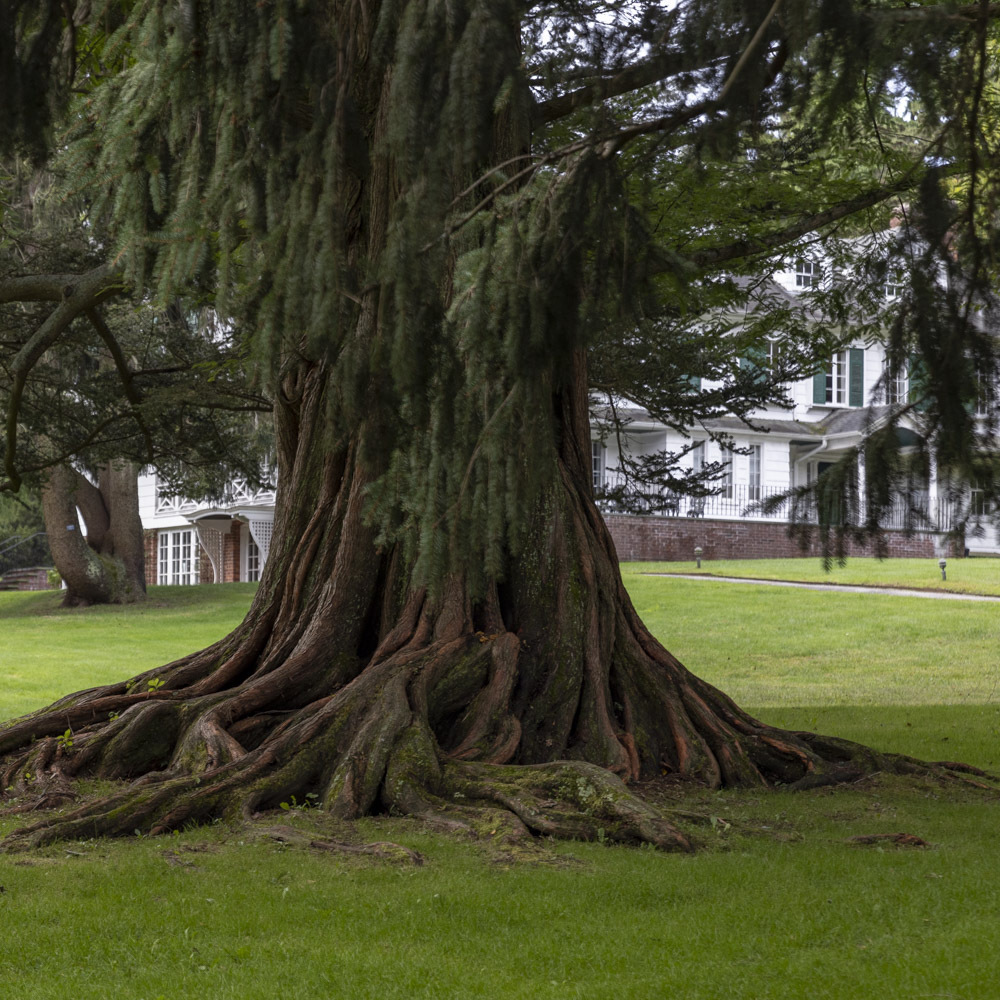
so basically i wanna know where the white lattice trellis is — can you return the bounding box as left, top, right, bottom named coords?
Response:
left=195, top=525, right=226, bottom=584
left=246, top=518, right=273, bottom=567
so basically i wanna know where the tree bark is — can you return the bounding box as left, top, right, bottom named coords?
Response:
left=40, top=460, right=145, bottom=606
left=0, top=4, right=989, bottom=849
left=2, top=355, right=985, bottom=851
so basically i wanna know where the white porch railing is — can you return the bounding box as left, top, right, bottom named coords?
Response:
left=596, top=474, right=962, bottom=532
left=154, top=475, right=276, bottom=515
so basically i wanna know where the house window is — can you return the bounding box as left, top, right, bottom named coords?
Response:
left=884, top=360, right=908, bottom=405
left=885, top=271, right=906, bottom=299
left=976, top=371, right=992, bottom=417
left=591, top=441, right=605, bottom=491
left=692, top=441, right=705, bottom=475
left=767, top=339, right=783, bottom=369
left=720, top=447, right=734, bottom=499
left=814, top=348, right=864, bottom=406
left=826, top=351, right=848, bottom=404
left=244, top=535, right=261, bottom=582
left=157, top=529, right=199, bottom=586
left=748, top=445, right=762, bottom=501
left=971, top=479, right=991, bottom=518
left=795, top=259, right=822, bottom=288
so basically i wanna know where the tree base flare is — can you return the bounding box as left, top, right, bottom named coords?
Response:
left=1, top=617, right=994, bottom=854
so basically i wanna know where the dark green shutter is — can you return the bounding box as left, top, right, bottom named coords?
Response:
left=908, top=356, right=928, bottom=411
left=813, top=368, right=828, bottom=404
left=740, top=348, right=768, bottom=385
left=849, top=348, right=864, bottom=407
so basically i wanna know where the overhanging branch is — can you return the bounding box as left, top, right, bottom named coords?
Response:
left=3, top=263, right=122, bottom=490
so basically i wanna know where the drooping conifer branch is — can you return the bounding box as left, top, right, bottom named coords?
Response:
left=1, top=0, right=999, bottom=848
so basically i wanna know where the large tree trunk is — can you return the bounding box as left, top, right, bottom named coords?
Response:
left=0, top=5, right=985, bottom=849
left=0, top=356, right=979, bottom=851
left=40, top=460, right=145, bottom=606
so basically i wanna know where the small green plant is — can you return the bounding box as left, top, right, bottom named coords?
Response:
left=108, top=711, right=119, bottom=720
left=146, top=677, right=165, bottom=691
left=55, top=728, right=74, bottom=751
left=278, top=792, right=320, bottom=811
left=46, top=568, right=61, bottom=589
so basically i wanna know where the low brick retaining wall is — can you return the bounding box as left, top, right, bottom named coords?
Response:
left=603, top=514, right=950, bottom=562
left=0, top=567, right=55, bottom=591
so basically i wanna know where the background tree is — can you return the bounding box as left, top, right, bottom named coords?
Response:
left=1, top=1, right=999, bottom=849
left=1, top=160, right=272, bottom=604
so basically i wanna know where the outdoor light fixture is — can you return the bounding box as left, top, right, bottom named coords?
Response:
left=695, top=546, right=703, bottom=569
left=938, top=557, right=947, bottom=581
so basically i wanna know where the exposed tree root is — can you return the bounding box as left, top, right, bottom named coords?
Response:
left=2, top=364, right=994, bottom=852
left=1, top=611, right=993, bottom=854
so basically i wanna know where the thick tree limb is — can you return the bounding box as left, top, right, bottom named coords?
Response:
left=71, top=469, right=110, bottom=551
left=0, top=271, right=108, bottom=303
left=2, top=263, right=121, bottom=489
left=86, top=305, right=156, bottom=463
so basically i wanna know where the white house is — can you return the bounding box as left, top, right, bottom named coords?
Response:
left=138, top=473, right=276, bottom=585
left=140, top=236, right=996, bottom=584
left=591, top=240, right=999, bottom=554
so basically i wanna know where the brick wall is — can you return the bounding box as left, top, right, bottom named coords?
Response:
left=1, top=567, right=55, bottom=591
left=604, top=514, right=954, bottom=562
left=225, top=522, right=241, bottom=582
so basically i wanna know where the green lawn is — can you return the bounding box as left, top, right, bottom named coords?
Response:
left=627, top=554, right=1000, bottom=595
left=0, top=584, right=257, bottom=719
left=1, top=574, right=999, bottom=999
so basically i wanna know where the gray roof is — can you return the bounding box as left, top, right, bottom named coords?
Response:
left=702, top=415, right=820, bottom=438
left=817, top=405, right=893, bottom=436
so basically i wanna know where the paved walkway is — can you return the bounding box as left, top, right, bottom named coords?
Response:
left=649, top=573, right=1000, bottom=603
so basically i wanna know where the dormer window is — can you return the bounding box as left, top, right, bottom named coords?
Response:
left=885, top=271, right=906, bottom=299
left=795, top=259, right=822, bottom=288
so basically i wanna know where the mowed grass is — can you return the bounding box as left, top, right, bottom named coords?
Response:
left=2, top=570, right=1000, bottom=999
left=0, top=584, right=257, bottom=719
left=629, top=553, right=1000, bottom=595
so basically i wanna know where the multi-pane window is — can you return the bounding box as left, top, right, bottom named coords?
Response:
left=795, top=259, right=822, bottom=288
left=884, top=360, right=908, bottom=404
left=971, top=479, right=991, bottom=518
left=720, top=447, right=734, bottom=499
left=157, top=529, right=199, bottom=586
left=591, top=440, right=605, bottom=491
left=825, top=351, right=848, bottom=404
left=748, top=445, right=762, bottom=501
left=767, top=339, right=783, bottom=369
left=691, top=441, right=705, bottom=476
left=976, top=370, right=993, bottom=417
left=885, top=272, right=906, bottom=299
left=244, top=535, right=261, bottom=583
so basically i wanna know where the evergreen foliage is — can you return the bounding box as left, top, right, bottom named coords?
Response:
left=1, top=1, right=1000, bottom=849
left=24, top=0, right=996, bottom=586
left=0, top=157, right=272, bottom=501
